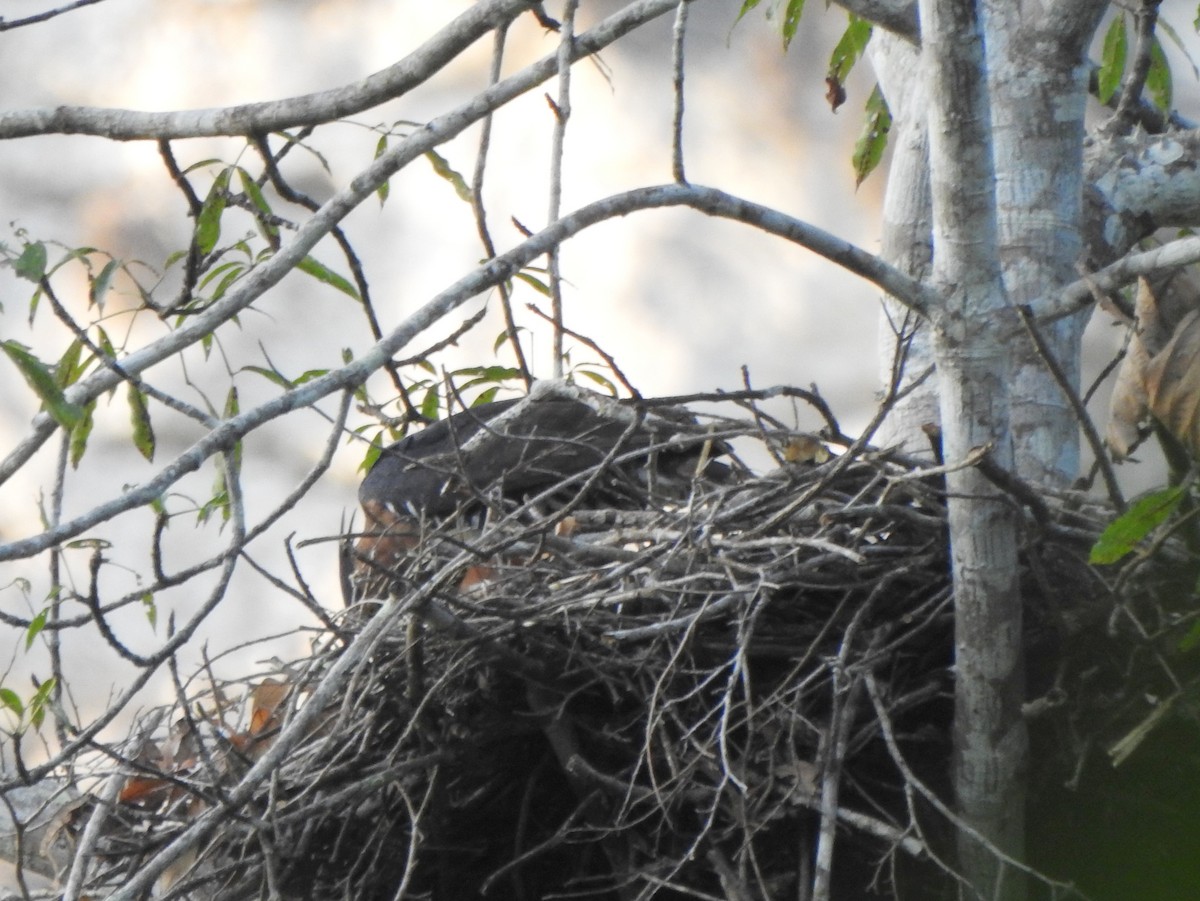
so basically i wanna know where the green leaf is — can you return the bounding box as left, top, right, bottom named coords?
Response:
left=374, top=134, right=390, bottom=206
left=852, top=85, right=891, bottom=187
left=0, top=688, right=23, bottom=718
left=1179, top=618, right=1200, bottom=653
left=1158, top=15, right=1198, bottom=80
left=1089, top=485, right=1185, bottom=564
left=90, top=258, right=120, bottom=309
left=420, top=386, right=441, bottom=421
left=425, top=149, right=473, bottom=203
left=733, top=0, right=762, bottom=25
left=242, top=364, right=291, bottom=389
left=1, top=341, right=85, bottom=429
left=206, top=263, right=246, bottom=301
left=25, top=608, right=48, bottom=651
left=297, top=256, right=361, bottom=301
left=93, top=327, right=119, bottom=398
left=237, top=167, right=278, bottom=238
left=828, top=15, right=872, bottom=86
left=454, top=365, right=523, bottom=386
left=68, top=399, right=96, bottom=468
left=474, top=386, right=500, bottom=406
left=55, top=339, right=84, bottom=389
left=360, top=434, right=385, bottom=474
left=142, top=592, right=157, bottom=631
left=514, top=271, right=551, bottom=296
left=576, top=367, right=618, bottom=395
left=494, top=326, right=528, bottom=354
left=782, top=0, right=806, bottom=50
left=1146, top=37, right=1173, bottom=112
left=28, top=678, right=56, bottom=729
left=196, top=166, right=232, bottom=255
left=1098, top=14, right=1128, bottom=104
left=292, top=368, right=328, bottom=386
left=181, top=157, right=226, bottom=176
left=164, top=248, right=188, bottom=270
left=13, top=241, right=47, bottom=282
left=127, top=382, right=156, bottom=461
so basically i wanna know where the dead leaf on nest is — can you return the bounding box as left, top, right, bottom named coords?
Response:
left=248, top=677, right=288, bottom=736
left=1145, top=308, right=1200, bottom=457
left=1107, top=278, right=1170, bottom=459
left=1107, top=275, right=1200, bottom=459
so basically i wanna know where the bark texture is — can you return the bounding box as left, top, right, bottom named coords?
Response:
left=919, top=0, right=1024, bottom=895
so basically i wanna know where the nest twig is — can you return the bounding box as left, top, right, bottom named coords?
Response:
left=51, top=401, right=1200, bottom=901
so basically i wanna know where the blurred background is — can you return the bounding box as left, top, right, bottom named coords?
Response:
left=0, top=0, right=1191, bottom=737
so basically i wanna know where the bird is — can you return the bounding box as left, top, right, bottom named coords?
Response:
left=341, top=387, right=728, bottom=604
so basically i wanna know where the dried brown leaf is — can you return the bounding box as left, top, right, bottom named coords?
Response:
left=1146, top=308, right=1200, bottom=456
left=1108, top=277, right=1175, bottom=459
left=249, top=677, right=288, bottom=734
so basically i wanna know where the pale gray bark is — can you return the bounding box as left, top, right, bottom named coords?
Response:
left=982, top=2, right=1104, bottom=488
left=0, top=0, right=537, bottom=140
left=870, top=34, right=936, bottom=455
left=833, top=0, right=919, bottom=41
left=1085, top=129, right=1200, bottom=263
left=918, top=0, right=1026, bottom=896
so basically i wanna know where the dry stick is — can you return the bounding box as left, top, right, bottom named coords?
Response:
left=100, top=589, right=426, bottom=901
left=158, top=139, right=206, bottom=313
left=471, top=24, right=533, bottom=389
left=40, top=275, right=218, bottom=428
left=670, top=0, right=689, bottom=184
left=0, top=456, right=253, bottom=791
left=61, top=712, right=164, bottom=901
left=0, top=0, right=691, bottom=492
left=812, top=677, right=862, bottom=901
left=747, top=335, right=934, bottom=537
left=249, top=134, right=407, bottom=404
left=812, top=590, right=877, bottom=901
left=1015, top=304, right=1125, bottom=511
left=546, top=0, right=579, bottom=379
left=1, top=184, right=932, bottom=564
left=862, top=673, right=1077, bottom=900
left=0, top=0, right=540, bottom=139
left=970, top=446, right=1055, bottom=527
left=524, top=302, right=641, bottom=396
left=0, top=792, right=35, bottom=899
left=0, top=0, right=108, bottom=30
left=47, top=432, right=69, bottom=749
left=1039, top=236, right=1200, bottom=325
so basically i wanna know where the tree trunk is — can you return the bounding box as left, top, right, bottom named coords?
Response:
left=874, top=1, right=1107, bottom=895
left=918, top=0, right=1025, bottom=895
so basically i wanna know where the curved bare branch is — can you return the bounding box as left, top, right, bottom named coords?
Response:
left=0, top=0, right=686, bottom=490
left=0, top=182, right=930, bottom=563
left=0, top=0, right=535, bottom=140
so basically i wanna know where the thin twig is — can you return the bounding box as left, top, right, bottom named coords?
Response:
left=1015, top=303, right=1124, bottom=511
left=546, top=0, right=579, bottom=379
left=670, top=0, right=689, bottom=183
left=470, top=24, right=534, bottom=389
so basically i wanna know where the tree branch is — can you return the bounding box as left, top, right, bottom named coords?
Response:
left=0, top=183, right=931, bottom=563
left=0, top=0, right=109, bottom=31
left=0, top=0, right=536, bottom=140
left=831, top=0, right=919, bottom=43
left=0, top=0, right=688, bottom=490
left=1083, top=128, right=1200, bottom=265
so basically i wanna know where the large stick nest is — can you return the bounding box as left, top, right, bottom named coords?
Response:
left=64, top=394, right=1197, bottom=901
